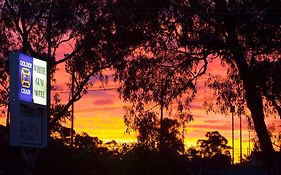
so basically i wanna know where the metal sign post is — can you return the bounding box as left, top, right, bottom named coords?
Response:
left=230, top=105, right=235, bottom=164
left=21, top=148, right=39, bottom=175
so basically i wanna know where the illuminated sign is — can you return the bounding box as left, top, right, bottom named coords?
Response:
left=19, top=54, right=33, bottom=103
left=21, top=68, right=31, bottom=88
left=9, top=52, right=48, bottom=148
left=33, top=58, right=47, bottom=105
left=18, top=53, right=47, bottom=105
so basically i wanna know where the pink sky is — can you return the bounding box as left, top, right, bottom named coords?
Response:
left=51, top=58, right=280, bottom=162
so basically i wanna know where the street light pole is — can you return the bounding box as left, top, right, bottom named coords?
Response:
left=239, top=114, right=242, bottom=163
left=230, top=105, right=235, bottom=164
left=70, top=62, right=74, bottom=148
left=248, top=128, right=251, bottom=156
left=246, top=116, right=251, bottom=156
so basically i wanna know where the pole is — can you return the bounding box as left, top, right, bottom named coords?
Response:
left=240, top=114, right=242, bottom=162
left=70, top=63, right=74, bottom=148
left=160, top=95, right=163, bottom=151
left=248, top=129, right=251, bottom=156
left=182, top=120, right=185, bottom=154
left=247, top=116, right=251, bottom=156
left=231, top=105, right=235, bottom=164
left=159, top=79, right=164, bottom=152
left=6, top=104, right=10, bottom=130
left=21, top=148, right=39, bottom=175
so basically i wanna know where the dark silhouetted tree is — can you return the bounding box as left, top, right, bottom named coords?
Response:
left=116, top=18, right=207, bottom=150
left=0, top=0, right=163, bottom=139
left=161, top=118, right=184, bottom=154
left=124, top=107, right=184, bottom=153
left=196, top=131, right=231, bottom=159
left=74, top=132, right=102, bottom=150
left=177, top=0, right=280, bottom=165
left=116, top=0, right=280, bottom=166
left=186, top=131, right=231, bottom=171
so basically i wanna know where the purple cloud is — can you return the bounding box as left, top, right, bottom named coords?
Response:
left=93, top=99, right=115, bottom=106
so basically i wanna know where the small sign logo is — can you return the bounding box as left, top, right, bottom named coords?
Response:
left=21, top=67, right=31, bottom=88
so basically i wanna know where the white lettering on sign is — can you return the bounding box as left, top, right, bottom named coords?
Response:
left=21, top=88, right=31, bottom=95
left=20, top=60, right=32, bottom=68
left=33, top=58, right=47, bottom=105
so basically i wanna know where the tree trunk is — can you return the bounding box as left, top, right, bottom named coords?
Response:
left=243, top=79, right=275, bottom=160
left=228, top=29, right=275, bottom=166
left=233, top=52, right=275, bottom=167
left=242, top=75, right=278, bottom=174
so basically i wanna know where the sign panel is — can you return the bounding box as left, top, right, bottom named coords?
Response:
left=18, top=53, right=47, bottom=105
left=19, top=105, right=43, bottom=145
left=19, top=54, right=33, bottom=103
left=9, top=52, right=48, bottom=148
left=33, top=58, right=47, bottom=105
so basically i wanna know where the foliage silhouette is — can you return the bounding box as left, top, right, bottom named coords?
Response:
left=116, top=0, right=281, bottom=168
left=124, top=108, right=184, bottom=153
left=196, top=131, right=231, bottom=159
left=0, top=0, right=163, bottom=138
left=186, top=131, right=231, bottom=172
left=178, top=0, right=280, bottom=165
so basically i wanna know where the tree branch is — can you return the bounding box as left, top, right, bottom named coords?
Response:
left=26, top=5, right=49, bottom=34
left=52, top=34, right=76, bottom=60
left=264, top=91, right=281, bottom=119
left=50, top=64, right=111, bottom=127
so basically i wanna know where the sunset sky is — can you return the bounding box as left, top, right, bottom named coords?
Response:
left=52, top=53, right=281, bottom=162
left=1, top=46, right=280, bottom=164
